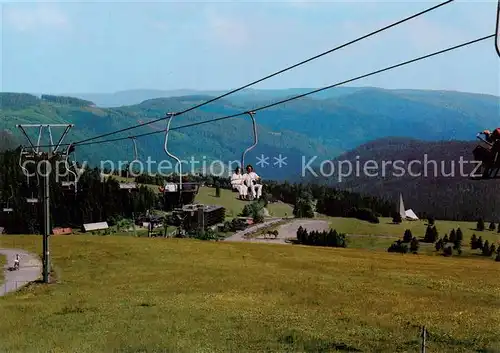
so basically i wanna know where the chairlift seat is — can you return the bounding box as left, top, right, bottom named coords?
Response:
left=119, top=182, right=137, bottom=190
left=472, top=140, right=500, bottom=179
left=2, top=208, right=13, bottom=212
left=164, top=183, right=178, bottom=192
left=26, top=198, right=38, bottom=203
left=162, top=182, right=199, bottom=193
left=162, top=182, right=200, bottom=211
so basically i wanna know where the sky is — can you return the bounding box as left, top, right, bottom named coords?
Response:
left=1, top=0, right=499, bottom=96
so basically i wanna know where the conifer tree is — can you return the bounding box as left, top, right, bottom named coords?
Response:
left=470, top=233, right=478, bottom=249
left=435, top=238, right=443, bottom=251
left=424, top=225, right=432, bottom=242
left=403, top=229, right=413, bottom=243
left=410, top=237, right=419, bottom=254
left=482, top=240, right=490, bottom=256
left=431, top=226, right=438, bottom=242
left=392, top=212, right=402, bottom=224
left=449, top=229, right=456, bottom=243
left=477, top=218, right=485, bottom=231
left=477, top=236, right=484, bottom=249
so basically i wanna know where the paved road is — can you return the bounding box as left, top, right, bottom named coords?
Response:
left=224, top=218, right=330, bottom=245
left=224, top=218, right=283, bottom=242
left=0, top=249, right=42, bottom=296
left=278, top=219, right=329, bottom=239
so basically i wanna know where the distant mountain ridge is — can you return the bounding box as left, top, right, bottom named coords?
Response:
left=65, top=87, right=371, bottom=107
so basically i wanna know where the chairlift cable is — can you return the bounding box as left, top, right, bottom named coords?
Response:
left=64, top=34, right=494, bottom=147
left=68, top=0, right=456, bottom=146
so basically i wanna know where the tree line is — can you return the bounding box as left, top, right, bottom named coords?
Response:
left=0, top=148, right=157, bottom=234
left=296, top=226, right=347, bottom=248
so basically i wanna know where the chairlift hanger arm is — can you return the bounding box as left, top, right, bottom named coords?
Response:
left=129, top=137, right=138, bottom=161
left=496, top=0, right=500, bottom=57
left=164, top=113, right=182, bottom=189
left=241, top=111, right=257, bottom=169
left=62, top=143, right=78, bottom=193
left=19, top=147, right=30, bottom=184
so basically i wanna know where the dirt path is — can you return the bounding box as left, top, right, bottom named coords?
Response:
left=225, top=218, right=330, bottom=245
left=0, top=249, right=42, bottom=296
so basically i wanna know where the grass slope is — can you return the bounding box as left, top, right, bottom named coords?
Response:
left=0, top=235, right=498, bottom=352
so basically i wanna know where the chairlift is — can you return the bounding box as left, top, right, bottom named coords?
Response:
left=471, top=130, right=500, bottom=179
left=2, top=201, right=13, bottom=213
left=241, top=111, right=258, bottom=169
left=26, top=173, right=39, bottom=204
left=19, top=146, right=35, bottom=185
left=240, top=111, right=261, bottom=201
left=161, top=113, right=199, bottom=211
left=2, top=186, right=14, bottom=213
left=17, top=146, right=40, bottom=203
left=469, top=8, right=500, bottom=178
left=26, top=195, right=38, bottom=204
left=61, top=143, right=78, bottom=193
left=119, top=137, right=138, bottom=191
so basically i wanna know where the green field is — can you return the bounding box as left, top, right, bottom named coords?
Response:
left=328, top=217, right=500, bottom=253
left=0, top=235, right=499, bottom=352
left=194, top=186, right=293, bottom=219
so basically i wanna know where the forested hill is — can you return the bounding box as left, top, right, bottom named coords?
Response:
left=325, top=137, right=500, bottom=221
left=1, top=88, right=498, bottom=180
left=0, top=130, right=19, bottom=152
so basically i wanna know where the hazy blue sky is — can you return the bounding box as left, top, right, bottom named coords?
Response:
left=1, top=0, right=499, bottom=95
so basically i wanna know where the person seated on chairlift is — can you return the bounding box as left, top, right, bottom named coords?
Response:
left=480, top=129, right=500, bottom=144
left=244, top=164, right=262, bottom=200
left=231, top=167, right=247, bottom=199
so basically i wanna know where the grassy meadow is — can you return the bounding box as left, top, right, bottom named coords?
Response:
left=327, top=217, right=500, bottom=254
left=0, top=235, right=499, bottom=352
